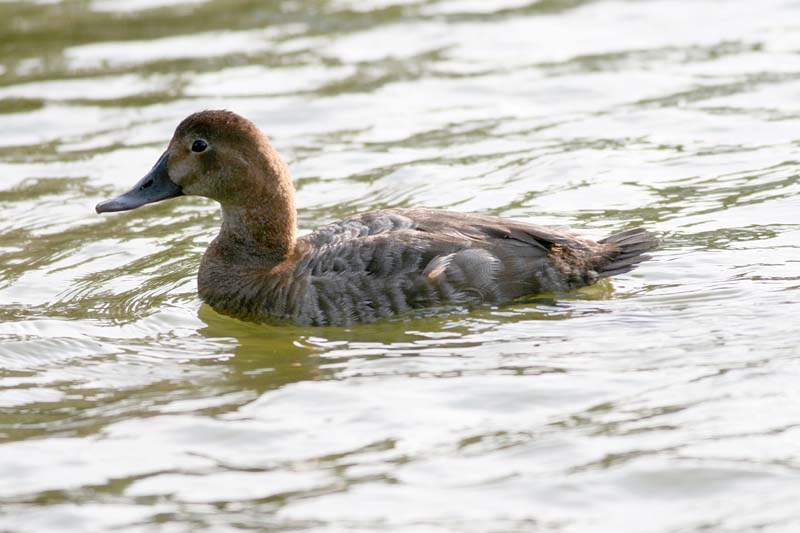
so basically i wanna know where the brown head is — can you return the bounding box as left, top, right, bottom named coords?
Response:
left=96, top=110, right=296, bottom=254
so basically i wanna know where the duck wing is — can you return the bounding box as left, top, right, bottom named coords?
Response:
left=294, top=208, right=621, bottom=325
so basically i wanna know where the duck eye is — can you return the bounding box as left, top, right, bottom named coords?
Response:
left=191, top=139, right=208, bottom=153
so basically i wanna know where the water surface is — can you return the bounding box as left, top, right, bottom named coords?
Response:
left=1, top=0, right=799, bottom=531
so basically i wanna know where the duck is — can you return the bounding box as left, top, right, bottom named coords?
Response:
left=96, top=110, right=657, bottom=326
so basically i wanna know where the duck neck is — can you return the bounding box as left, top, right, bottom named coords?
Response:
left=218, top=194, right=296, bottom=262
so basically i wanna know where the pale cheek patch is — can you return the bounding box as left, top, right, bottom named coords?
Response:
left=167, top=158, right=194, bottom=188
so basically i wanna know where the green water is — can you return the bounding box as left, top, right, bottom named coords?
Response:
left=1, top=0, right=799, bottom=531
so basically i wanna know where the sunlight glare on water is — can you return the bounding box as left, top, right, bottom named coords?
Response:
left=0, top=0, right=799, bottom=531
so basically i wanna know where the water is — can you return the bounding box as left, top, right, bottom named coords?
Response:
left=1, top=0, right=799, bottom=531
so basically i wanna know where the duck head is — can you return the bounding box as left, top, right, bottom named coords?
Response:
left=96, top=110, right=294, bottom=213
left=96, top=110, right=297, bottom=253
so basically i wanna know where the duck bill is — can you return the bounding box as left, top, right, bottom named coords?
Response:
left=95, top=152, right=183, bottom=214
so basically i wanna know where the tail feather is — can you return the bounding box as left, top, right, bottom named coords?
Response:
left=596, top=227, right=659, bottom=278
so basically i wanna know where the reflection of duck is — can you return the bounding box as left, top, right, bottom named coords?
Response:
left=97, top=110, right=657, bottom=326
left=196, top=304, right=327, bottom=389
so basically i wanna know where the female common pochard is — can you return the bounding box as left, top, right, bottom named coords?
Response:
left=96, top=110, right=657, bottom=326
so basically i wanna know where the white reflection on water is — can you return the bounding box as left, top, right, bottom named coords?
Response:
left=90, top=0, right=210, bottom=12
